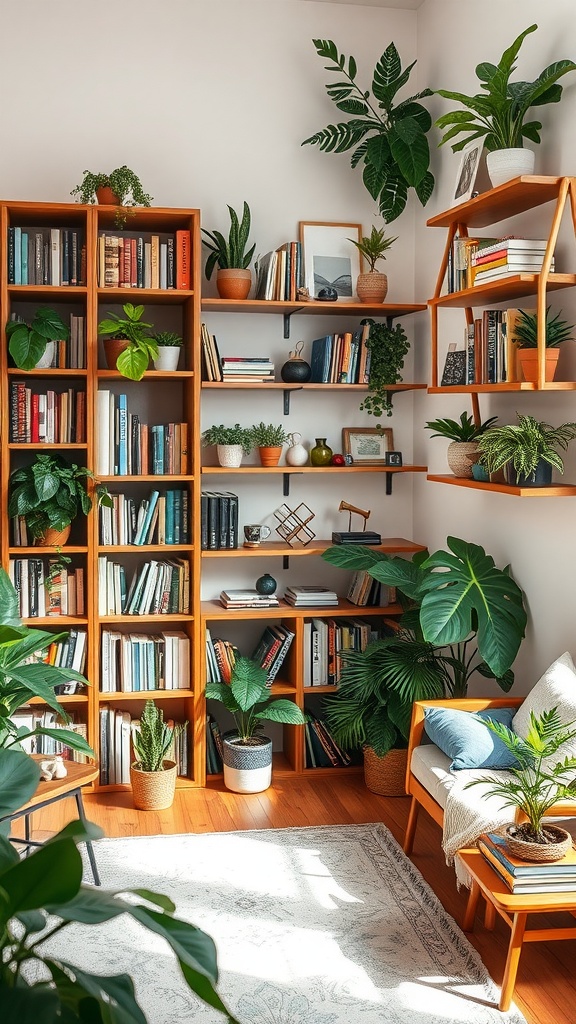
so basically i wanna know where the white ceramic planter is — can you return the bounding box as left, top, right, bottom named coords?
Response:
left=153, top=346, right=181, bottom=371
left=486, top=148, right=535, bottom=188
left=35, top=341, right=56, bottom=369
left=222, top=735, right=273, bottom=793
left=217, top=444, right=244, bottom=468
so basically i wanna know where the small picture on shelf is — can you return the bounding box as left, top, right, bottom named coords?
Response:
left=452, top=141, right=483, bottom=205
left=299, top=222, right=362, bottom=302
left=342, top=427, right=394, bottom=465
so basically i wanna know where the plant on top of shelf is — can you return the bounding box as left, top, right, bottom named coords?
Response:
left=130, top=699, right=186, bottom=810
left=6, top=307, right=70, bottom=371
left=359, top=319, right=410, bottom=419
left=512, top=307, right=575, bottom=383
left=8, top=454, right=112, bottom=546
left=98, top=302, right=158, bottom=381
left=202, top=202, right=256, bottom=299
left=302, top=39, right=435, bottom=223
left=151, top=331, right=183, bottom=371
left=202, top=423, right=253, bottom=468
left=425, top=411, right=498, bottom=479
left=348, top=226, right=398, bottom=303
left=70, top=166, right=153, bottom=227
left=476, top=413, right=576, bottom=487
left=434, top=24, right=576, bottom=186
left=251, top=422, right=289, bottom=467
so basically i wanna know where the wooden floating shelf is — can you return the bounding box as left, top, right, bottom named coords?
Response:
left=22, top=616, right=88, bottom=625
left=427, top=176, right=564, bottom=229
left=201, top=298, right=427, bottom=317
left=202, top=538, right=426, bottom=558
left=98, top=370, right=194, bottom=379
left=9, top=443, right=88, bottom=450
left=429, top=382, right=576, bottom=393
left=99, top=544, right=194, bottom=553
left=7, top=368, right=88, bottom=377
left=429, top=273, right=576, bottom=309
left=427, top=474, right=576, bottom=497
left=99, top=614, right=194, bottom=622
left=99, top=475, right=194, bottom=482
left=97, top=287, right=194, bottom=304
left=201, top=465, right=427, bottom=475
left=201, top=600, right=404, bottom=620
left=202, top=382, right=426, bottom=393
left=10, top=546, right=88, bottom=555
left=99, top=689, right=194, bottom=702
left=8, top=284, right=88, bottom=298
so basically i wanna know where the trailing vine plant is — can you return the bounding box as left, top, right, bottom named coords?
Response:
left=360, top=318, right=410, bottom=418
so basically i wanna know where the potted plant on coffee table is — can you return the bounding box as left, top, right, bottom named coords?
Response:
left=98, top=302, right=157, bottom=380
left=206, top=657, right=305, bottom=793
left=476, top=413, right=576, bottom=487
left=6, top=307, right=69, bottom=370
left=425, top=411, right=498, bottom=478
left=512, top=307, right=574, bottom=383
left=434, top=24, right=576, bottom=187
left=202, top=423, right=253, bottom=468
left=130, top=699, right=186, bottom=810
left=251, top=422, right=289, bottom=467
left=152, top=331, right=184, bottom=371
left=201, top=201, right=256, bottom=299
left=467, top=707, right=576, bottom=861
left=348, top=226, right=397, bottom=303
left=70, top=166, right=153, bottom=228
left=9, top=454, right=111, bottom=546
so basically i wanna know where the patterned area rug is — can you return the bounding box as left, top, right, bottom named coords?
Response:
left=45, top=823, right=527, bottom=1023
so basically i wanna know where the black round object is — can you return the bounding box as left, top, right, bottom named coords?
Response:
left=281, top=358, right=312, bottom=383
left=255, top=573, right=278, bottom=595
left=317, top=287, right=338, bottom=301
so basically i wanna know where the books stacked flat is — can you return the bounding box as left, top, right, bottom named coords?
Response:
left=472, top=238, right=553, bottom=285
left=284, top=585, right=338, bottom=608
left=219, top=588, right=280, bottom=609
left=478, top=831, right=576, bottom=893
left=221, top=357, right=275, bottom=383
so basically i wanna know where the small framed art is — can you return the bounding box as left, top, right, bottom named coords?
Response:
left=342, top=427, right=394, bottom=465
left=299, top=221, right=362, bottom=301
left=452, top=141, right=483, bottom=205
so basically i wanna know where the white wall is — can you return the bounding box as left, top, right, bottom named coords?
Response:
left=415, top=0, right=576, bottom=693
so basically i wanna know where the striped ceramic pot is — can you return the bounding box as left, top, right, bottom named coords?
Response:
left=222, top=734, right=273, bottom=793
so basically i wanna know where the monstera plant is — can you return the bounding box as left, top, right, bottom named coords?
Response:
left=302, top=39, right=435, bottom=222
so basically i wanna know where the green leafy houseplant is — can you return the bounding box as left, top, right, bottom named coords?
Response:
left=98, top=302, right=158, bottom=381
left=202, top=202, right=256, bottom=278
left=467, top=708, right=576, bottom=847
left=359, top=319, right=410, bottom=418
left=425, top=412, right=498, bottom=441
left=132, top=700, right=186, bottom=773
left=152, top=331, right=183, bottom=347
left=476, top=413, right=576, bottom=483
left=206, top=657, right=305, bottom=742
left=70, top=166, right=153, bottom=228
left=0, top=747, right=238, bottom=1022
left=348, top=226, right=397, bottom=273
left=323, top=536, right=527, bottom=698
left=513, top=308, right=574, bottom=349
left=9, top=454, right=111, bottom=542
left=6, top=307, right=69, bottom=371
left=302, top=39, right=434, bottom=223
left=202, top=423, right=253, bottom=454
left=434, top=24, right=576, bottom=153
left=251, top=422, right=289, bottom=448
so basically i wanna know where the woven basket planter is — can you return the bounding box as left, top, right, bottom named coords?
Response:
left=130, top=759, right=177, bottom=810
left=447, top=441, right=480, bottom=479
left=363, top=746, right=408, bottom=797
left=222, top=734, right=272, bottom=793
left=505, top=822, right=572, bottom=862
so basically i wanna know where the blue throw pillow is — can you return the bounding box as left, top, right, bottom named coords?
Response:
left=424, top=706, right=519, bottom=771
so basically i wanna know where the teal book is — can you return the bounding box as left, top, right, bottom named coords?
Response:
left=14, top=227, right=22, bottom=285
left=21, top=232, right=28, bottom=285
left=135, top=490, right=160, bottom=545
left=165, top=490, right=175, bottom=545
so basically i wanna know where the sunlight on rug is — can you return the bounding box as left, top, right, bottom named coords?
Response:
left=44, top=823, right=527, bottom=1024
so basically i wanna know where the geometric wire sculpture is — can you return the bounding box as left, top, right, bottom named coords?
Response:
left=273, top=502, right=316, bottom=547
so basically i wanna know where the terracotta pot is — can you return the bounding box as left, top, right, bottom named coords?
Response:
left=516, top=348, right=560, bottom=383
left=216, top=268, right=251, bottom=300
left=34, top=524, right=71, bottom=547
left=96, top=186, right=120, bottom=206
left=356, top=272, right=388, bottom=304
left=103, top=337, right=130, bottom=370
left=447, top=441, right=480, bottom=478
left=258, top=445, right=282, bottom=467
left=505, top=822, right=572, bottom=862
left=363, top=746, right=408, bottom=796
left=130, top=760, right=178, bottom=810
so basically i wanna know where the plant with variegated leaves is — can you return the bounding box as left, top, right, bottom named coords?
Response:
left=132, top=700, right=186, bottom=772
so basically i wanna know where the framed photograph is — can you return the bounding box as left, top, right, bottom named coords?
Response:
left=452, top=141, right=484, bottom=205
left=342, top=427, right=394, bottom=465
left=299, top=221, right=362, bottom=301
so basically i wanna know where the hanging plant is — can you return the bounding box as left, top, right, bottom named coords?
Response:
left=360, top=318, right=410, bottom=418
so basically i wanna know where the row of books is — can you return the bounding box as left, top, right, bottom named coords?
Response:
left=99, top=707, right=189, bottom=785
left=221, top=357, right=275, bottom=383
left=200, top=323, right=223, bottom=382
left=8, top=226, right=85, bottom=286
left=310, top=326, right=371, bottom=384
left=347, top=570, right=396, bottom=607
left=478, top=831, right=576, bottom=894
left=201, top=491, right=239, bottom=550
left=206, top=714, right=224, bottom=774
left=9, top=559, right=85, bottom=617
left=205, top=623, right=295, bottom=685
left=96, top=230, right=191, bottom=290
left=46, top=628, right=87, bottom=693
left=446, top=236, right=551, bottom=293
left=97, top=556, right=190, bottom=616
left=99, top=489, right=189, bottom=546
left=12, top=709, right=88, bottom=762
left=10, top=383, right=86, bottom=443
left=100, top=630, right=190, bottom=692
left=255, top=241, right=303, bottom=301
left=96, top=391, right=188, bottom=476
left=304, top=711, right=352, bottom=768
left=205, top=631, right=237, bottom=683
left=303, top=617, right=383, bottom=687
left=219, top=589, right=279, bottom=609
left=440, top=307, right=525, bottom=387
left=9, top=313, right=86, bottom=369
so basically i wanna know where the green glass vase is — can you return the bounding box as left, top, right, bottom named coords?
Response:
left=310, top=438, right=333, bottom=466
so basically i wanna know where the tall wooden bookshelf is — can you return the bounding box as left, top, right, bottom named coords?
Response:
left=0, top=201, right=202, bottom=791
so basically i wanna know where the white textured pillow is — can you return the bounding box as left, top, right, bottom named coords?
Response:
left=512, top=652, right=576, bottom=768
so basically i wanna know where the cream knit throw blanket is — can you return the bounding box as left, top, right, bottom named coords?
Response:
left=442, top=769, right=516, bottom=887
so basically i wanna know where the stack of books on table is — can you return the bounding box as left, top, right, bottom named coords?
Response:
left=478, top=831, right=576, bottom=893
left=284, top=585, right=339, bottom=608
left=221, top=357, right=275, bottom=383
left=472, top=238, right=553, bottom=285
left=219, top=588, right=280, bottom=609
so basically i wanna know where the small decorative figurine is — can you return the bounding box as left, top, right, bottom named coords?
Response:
left=331, top=500, right=382, bottom=545
left=39, top=755, right=68, bottom=781
left=316, top=287, right=338, bottom=301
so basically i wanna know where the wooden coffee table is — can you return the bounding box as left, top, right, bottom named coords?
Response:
left=457, top=847, right=576, bottom=1011
left=0, top=758, right=100, bottom=885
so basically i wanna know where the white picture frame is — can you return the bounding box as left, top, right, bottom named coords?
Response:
left=299, top=221, right=362, bottom=302
left=452, top=141, right=484, bottom=205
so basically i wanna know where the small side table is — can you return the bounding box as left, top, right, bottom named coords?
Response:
left=0, top=758, right=100, bottom=885
left=457, top=847, right=576, bottom=1011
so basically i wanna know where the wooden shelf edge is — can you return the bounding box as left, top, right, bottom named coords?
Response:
left=201, top=298, right=427, bottom=317
left=202, top=537, right=426, bottom=558
left=427, top=474, right=576, bottom=497
left=426, top=176, right=564, bottom=229
left=201, top=600, right=404, bottom=619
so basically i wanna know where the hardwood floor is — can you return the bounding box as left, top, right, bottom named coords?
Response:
left=25, top=774, right=575, bottom=1024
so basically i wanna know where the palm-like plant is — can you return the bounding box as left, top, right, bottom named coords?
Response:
left=425, top=411, right=498, bottom=441
left=202, top=202, right=256, bottom=278
left=302, top=39, right=434, bottom=223
left=476, top=414, right=576, bottom=479
left=348, top=226, right=397, bottom=273
left=513, top=308, right=574, bottom=349
left=435, top=24, right=576, bottom=152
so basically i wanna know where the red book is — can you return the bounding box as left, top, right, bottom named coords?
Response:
left=31, top=392, right=40, bottom=444
left=122, top=237, right=131, bottom=287
left=176, top=230, right=191, bottom=289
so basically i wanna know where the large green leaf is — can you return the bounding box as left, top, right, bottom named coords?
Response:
left=255, top=699, right=305, bottom=725
left=0, top=835, right=82, bottom=918
left=8, top=325, right=47, bottom=370
left=36, top=726, right=94, bottom=757
left=0, top=567, right=24, bottom=627
left=302, top=120, right=372, bottom=154
left=0, top=986, right=60, bottom=1022
left=415, top=170, right=435, bottom=207
left=47, top=960, right=146, bottom=1024
left=0, top=748, right=40, bottom=818
left=116, top=346, right=149, bottom=382
left=389, top=120, right=429, bottom=185
left=378, top=171, right=408, bottom=223
left=205, top=681, right=239, bottom=714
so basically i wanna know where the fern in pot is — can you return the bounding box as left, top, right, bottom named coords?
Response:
left=130, top=700, right=186, bottom=810
left=476, top=414, right=576, bottom=487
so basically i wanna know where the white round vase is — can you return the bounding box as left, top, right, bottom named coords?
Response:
left=285, top=432, right=308, bottom=466
left=153, top=346, right=181, bottom=371
left=486, top=148, right=535, bottom=188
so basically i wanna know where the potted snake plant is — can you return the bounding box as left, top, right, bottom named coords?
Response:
left=130, top=700, right=186, bottom=810
left=513, top=308, right=574, bottom=383
left=202, top=202, right=256, bottom=299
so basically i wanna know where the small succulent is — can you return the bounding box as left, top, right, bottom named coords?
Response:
left=153, top=331, right=183, bottom=348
